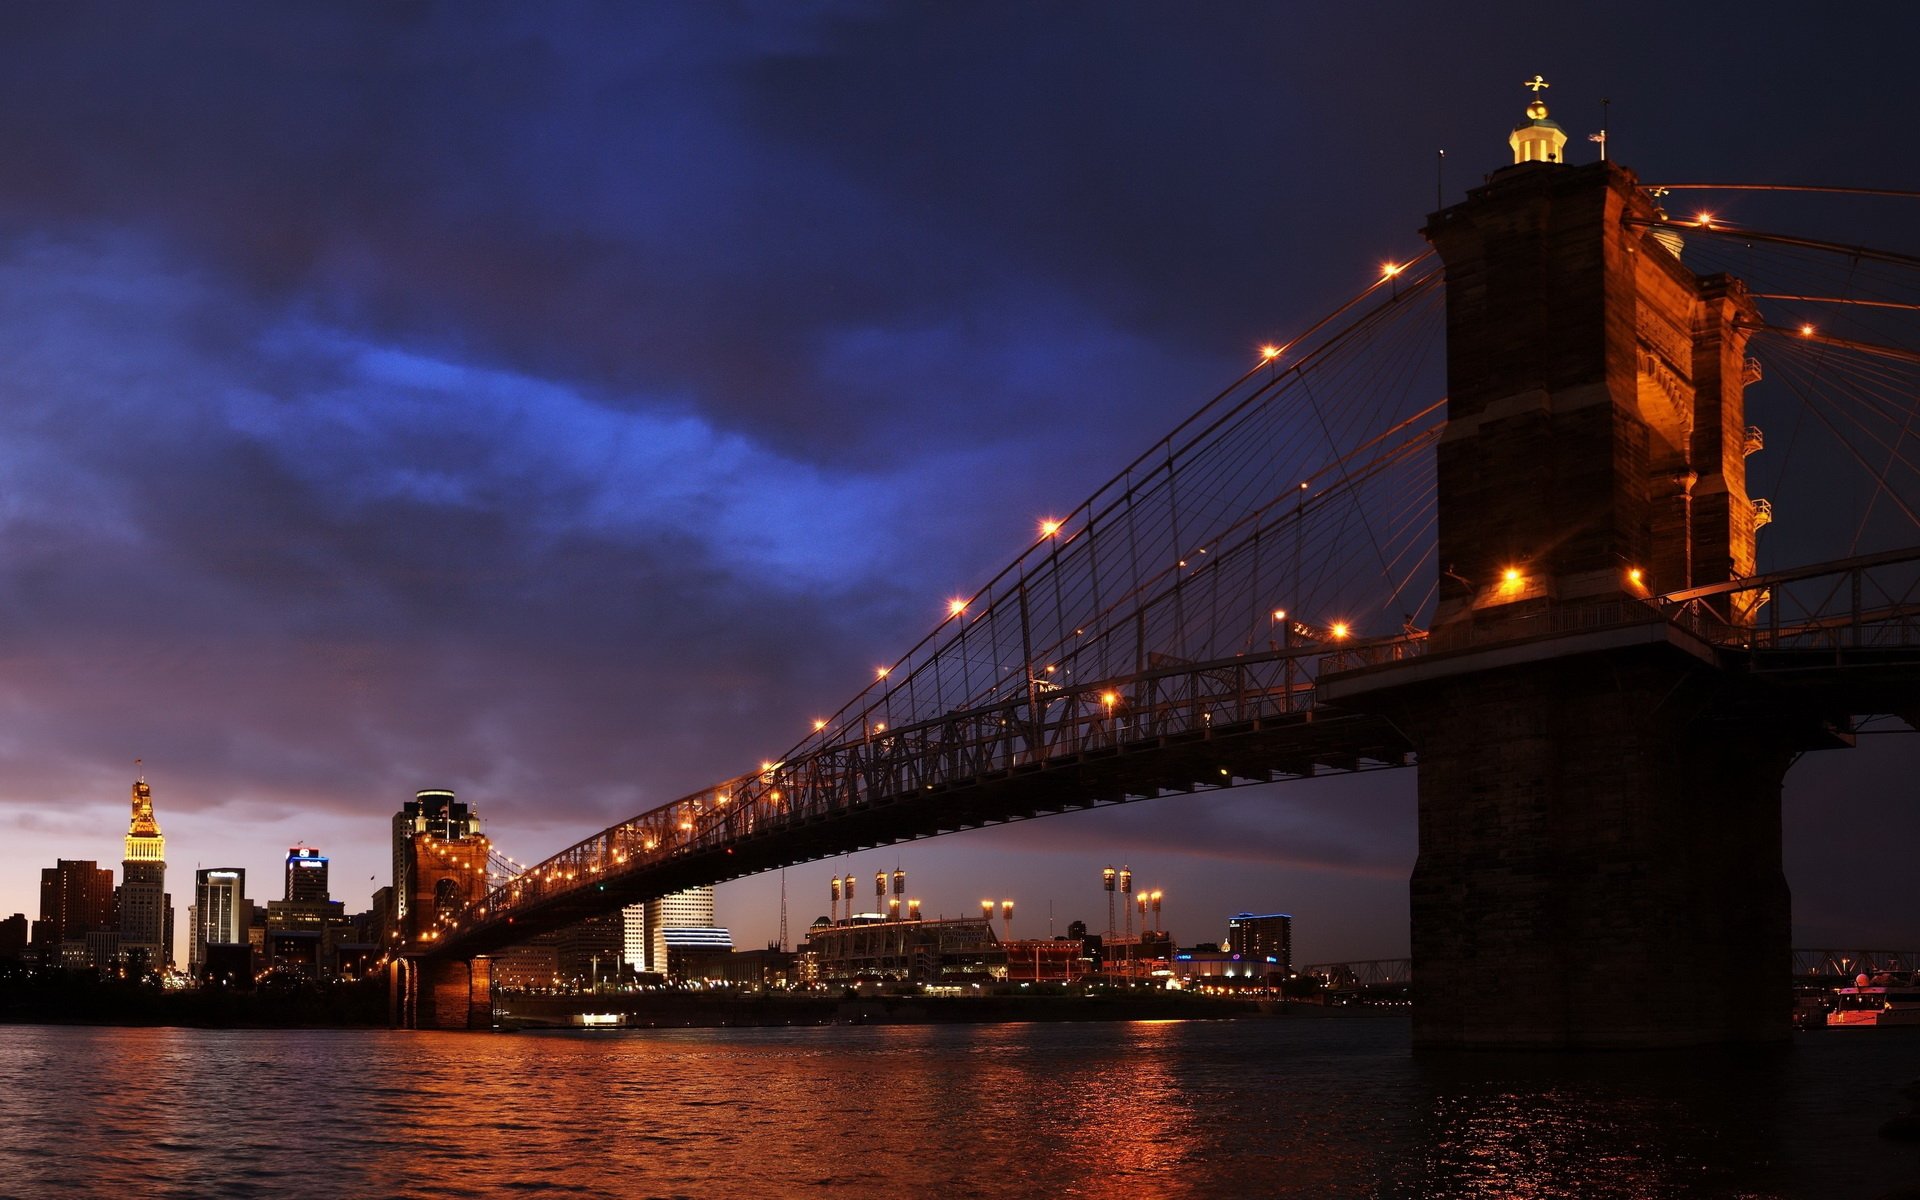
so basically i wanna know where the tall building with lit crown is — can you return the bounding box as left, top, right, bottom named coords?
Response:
left=285, top=847, right=330, bottom=902
left=117, top=775, right=172, bottom=971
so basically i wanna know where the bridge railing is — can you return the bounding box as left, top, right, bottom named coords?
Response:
left=1655, top=547, right=1920, bottom=653
left=1314, top=551, right=1920, bottom=682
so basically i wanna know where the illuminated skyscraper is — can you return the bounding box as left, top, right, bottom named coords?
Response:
left=190, top=868, right=249, bottom=975
left=643, top=887, right=717, bottom=973
left=622, top=903, right=647, bottom=970
left=117, top=775, right=171, bottom=972
left=1225, top=912, right=1292, bottom=973
left=285, top=847, right=330, bottom=902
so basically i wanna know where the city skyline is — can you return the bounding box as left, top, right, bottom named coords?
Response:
left=1, top=6, right=1918, bottom=966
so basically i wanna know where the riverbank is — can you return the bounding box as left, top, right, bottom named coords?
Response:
left=497, top=989, right=1385, bottom=1029
left=0, top=972, right=388, bottom=1027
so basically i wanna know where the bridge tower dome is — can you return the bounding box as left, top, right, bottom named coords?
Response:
left=1325, top=86, right=1831, bottom=1048
left=1509, top=75, right=1568, bottom=164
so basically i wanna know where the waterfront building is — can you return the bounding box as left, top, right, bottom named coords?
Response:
left=1172, top=949, right=1284, bottom=990
left=247, top=903, right=268, bottom=960
left=390, top=788, right=477, bottom=929
left=117, top=775, right=172, bottom=972
left=800, top=914, right=1000, bottom=986
left=83, top=929, right=122, bottom=972
left=0, top=913, right=27, bottom=960
left=643, top=887, right=717, bottom=973
left=285, top=847, right=329, bottom=902
left=621, top=903, right=647, bottom=970
left=35, top=859, right=116, bottom=957
left=1101, top=929, right=1175, bottom=981
left=189, top=868, right=250, bottom=976
left=365, top=886, right=395, bottom=953
left=662, top=926, right=732, bottom=981
left=497, top=935, right=562, bottom=990
left=1002, top=938, right=1091, bottom=983
left=717, top=947, right=795, bottom=988
left=554, top=915, right=624, bottom=987
left=1226, top=912, right=1293, bottom=973
left=263, top=896, right=345, bottom=978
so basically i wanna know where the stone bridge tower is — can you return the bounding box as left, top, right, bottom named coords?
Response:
left=1326, top=85, right=1828, bottom=1048
left=390, top=815, right=495, bottom=1029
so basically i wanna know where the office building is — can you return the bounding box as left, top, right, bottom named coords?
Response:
left=285, top=847, right=329, bottom=902
left=36, top=859, right=116, bottom=952
left=643, top=887, right=716, bottom=973
left=555, top=915, right=625, bottom=986
left=1225, top=912, right=1293, bottom=974
left=622, top=903, right=647, bottom=971
left=190, top=868, right=250, bottom=976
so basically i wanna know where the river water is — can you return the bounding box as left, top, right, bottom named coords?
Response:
left=2, top=1019, right=1917, bottom=1198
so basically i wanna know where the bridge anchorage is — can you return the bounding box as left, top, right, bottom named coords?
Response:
left=400, top=89, right=1920, bottom=1048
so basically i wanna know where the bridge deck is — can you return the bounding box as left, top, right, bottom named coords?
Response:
left=433, top=696, right=1409, bottom=956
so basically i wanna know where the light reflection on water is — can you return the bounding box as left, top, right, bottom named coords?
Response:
left=1, top=1019, right=1916, bottom=1197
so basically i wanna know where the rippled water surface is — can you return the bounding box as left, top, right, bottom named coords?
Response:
left=4, top=1019, right=1919, bottom=1197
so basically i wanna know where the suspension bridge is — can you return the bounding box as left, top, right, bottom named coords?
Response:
left=392, top=96, right=1920, bottom=1047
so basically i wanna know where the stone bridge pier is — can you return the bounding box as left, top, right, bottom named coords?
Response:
left=390, top=956, right=494, bottom=1030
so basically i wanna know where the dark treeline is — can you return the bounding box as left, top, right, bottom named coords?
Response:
left=0, top=960, right=386, bottom=1027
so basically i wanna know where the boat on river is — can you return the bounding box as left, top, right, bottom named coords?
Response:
left=1828, top=979, right=1920, bottom=1027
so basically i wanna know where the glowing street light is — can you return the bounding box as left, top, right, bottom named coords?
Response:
left=1260, top=344, right=1281, bottom=361
left=948, top=598, right=968, bottom=617
left=1329, top=622, right=1351, bottom=640
left=1039, top=518, right=1062, bottom=537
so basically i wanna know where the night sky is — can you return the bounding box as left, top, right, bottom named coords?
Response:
left=4, top=3, right=1918, bottom=965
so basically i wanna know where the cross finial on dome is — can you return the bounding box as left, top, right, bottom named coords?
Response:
left=1509, top=74, right=1567, bottom=165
